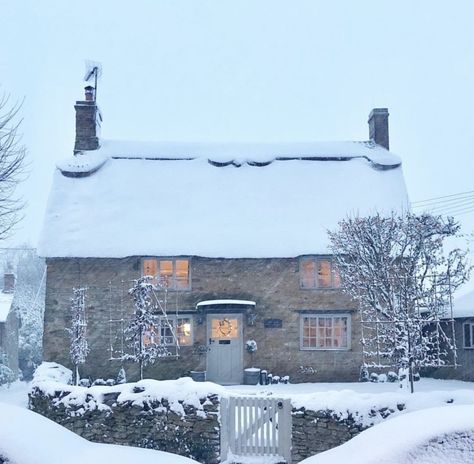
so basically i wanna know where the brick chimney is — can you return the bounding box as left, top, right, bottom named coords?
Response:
left=368, top=108, right=389, bottom=150
left=3, top=272, right=15, bottom=293
left=74, top=86, right=101, bottom=153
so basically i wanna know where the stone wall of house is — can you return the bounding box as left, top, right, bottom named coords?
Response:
left=43, top=257, right=362, bottom=382
left=29, top=385, right=220, bottom=464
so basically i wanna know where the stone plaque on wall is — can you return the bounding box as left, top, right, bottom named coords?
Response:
left=264, top=318, right=283, bottom=328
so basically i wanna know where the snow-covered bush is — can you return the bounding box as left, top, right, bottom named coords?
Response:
left=387, top=371, right=398, bottom=383
left=92, top=378, right=106, bottom=386
left=33, top=362, right=72, bottom=385
left=0, top=362, right=15, bottom=385
left=116, top=367, right=127, bottom=384
left=79, top=378, right=91, bottom=387
left=378, top=373, right=387, bottom=383
left=359, top=366, right=369, bottom=382
left=370, top=372, right=379, bottom=383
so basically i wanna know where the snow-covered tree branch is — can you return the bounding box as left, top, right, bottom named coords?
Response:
left=329, top=212, right=471, bottom=392
left=124, top=276, right=175, bottom=380
left=66, top=287, right=89, bottom=385
left=0, top=95, right=27, bottom=239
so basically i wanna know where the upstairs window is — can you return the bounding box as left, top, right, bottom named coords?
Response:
left=300, top=257, right=341, bottom=289
left=142, top=258, right=191, bottom=290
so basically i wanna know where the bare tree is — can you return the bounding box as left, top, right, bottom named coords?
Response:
left=328, top=213, right=471, bottom=393
left=0, top=95, right=27, bottom=238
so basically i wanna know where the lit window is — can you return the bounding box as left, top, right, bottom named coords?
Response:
left=300, top=257, right=340, bottom=289
left=142, top=258, right=191, bottom=290
left=143, top=317, right=193, bottom=347
left=463, top=322, right=474, bottom=349
left=300, top=314, right=350, bottom=350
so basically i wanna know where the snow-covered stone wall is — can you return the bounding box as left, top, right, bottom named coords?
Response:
left=29, top=378, right=221, bottom=464
left=291, top=404, right=404, bottom=462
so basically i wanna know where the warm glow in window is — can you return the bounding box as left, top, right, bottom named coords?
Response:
left=144, top=317, right=193, bottom=346
left=301, top=315, right=349, bottom=350
left=142, top=258, right=190, bottom=290
left=143, top=259, right=158, bottom=278
left=301, top=259, right=316, bottom=288
left=175, top=260, right=189, bottom=289
left=300, top=257, right=340, bottom=289
left=317, top=260, right=331, bottom=287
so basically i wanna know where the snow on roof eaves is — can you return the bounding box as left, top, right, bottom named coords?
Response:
left=451, top=290, right=474, bottom=318
left=56, top=139, right=401, bottom=177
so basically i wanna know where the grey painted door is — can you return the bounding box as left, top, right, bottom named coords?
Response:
left=207, top=313, right=243, bottom=385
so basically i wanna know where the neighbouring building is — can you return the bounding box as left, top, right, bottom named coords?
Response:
left=0, top=271, right=19, bottom=379
left=432, top=290, right=474, bottom=381
left=38, top=87, right=409, bottom=384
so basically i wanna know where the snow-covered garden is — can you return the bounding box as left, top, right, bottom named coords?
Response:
left=2, top=363, right=474, bottom=463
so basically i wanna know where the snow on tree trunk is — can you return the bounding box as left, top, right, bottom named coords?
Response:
left=66, top=287, right=89, bottom=386
left=329, top=213, right=471, bottom=393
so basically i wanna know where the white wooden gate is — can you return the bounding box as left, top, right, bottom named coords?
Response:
left=221, top=396, right=292, bottom=463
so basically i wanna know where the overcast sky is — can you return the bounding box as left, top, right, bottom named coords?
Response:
left=1, top=1, right=474, bottom=291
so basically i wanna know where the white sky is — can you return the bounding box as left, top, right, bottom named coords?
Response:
left=1, top=1, right=474, bottom=291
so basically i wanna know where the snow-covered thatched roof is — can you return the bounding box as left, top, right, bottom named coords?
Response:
left=38, top=139, right=409, bottom=258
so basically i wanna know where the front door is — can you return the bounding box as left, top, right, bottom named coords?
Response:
left=207, top=313, right=243, bottom=385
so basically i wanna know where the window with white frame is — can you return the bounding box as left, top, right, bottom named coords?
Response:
left=143, top=316, right=193, bottom=347
left=300, top=257, right=341, bottom=289
left=300, top=314, right=350, bottom=350
left=463, top=322, right=474, bottom=349
left=142, top=258, right=191, bottom=290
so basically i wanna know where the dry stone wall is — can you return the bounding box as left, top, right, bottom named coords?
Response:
left=28, top=381, right=406, bottom=464
left=29, top=384, right=221, bottom=464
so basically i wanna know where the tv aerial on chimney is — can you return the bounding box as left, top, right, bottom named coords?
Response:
left=83, top=60, right=103, bottom=101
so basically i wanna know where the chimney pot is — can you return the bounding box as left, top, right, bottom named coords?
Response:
left=84, top=85, right=95, bottom=101
left=368, top=108, right=389, bottom=150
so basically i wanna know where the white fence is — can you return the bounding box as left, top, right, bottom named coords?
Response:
left=221, top=396, right=292, bottom=463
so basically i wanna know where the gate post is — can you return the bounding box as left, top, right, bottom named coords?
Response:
left=220, top=396, right=229, bottom=462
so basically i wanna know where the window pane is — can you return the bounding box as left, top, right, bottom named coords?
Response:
left=301, top=259, right=316, bottom=288
left=143, top=259, right=158, bottom=278
left=175, top=259, right=189, bottom=289
left=466, top=323, right=472, bottom=348
left=177, top=318, right=192, bottom=345
left=159, top=260, right=173, bottom=287
left=332, top=266, right=341, bottom=288
left=317, top=260, right=331, bottom=287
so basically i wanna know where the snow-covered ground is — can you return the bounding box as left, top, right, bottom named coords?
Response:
left=3, top=377, right=474, bottom=463
left=0, top=402, right=199, bottom=464
left=300, top=405, right=474, bottom=464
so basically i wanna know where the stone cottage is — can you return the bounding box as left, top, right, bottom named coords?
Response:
left=38, top=87, right=409, bottom=383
